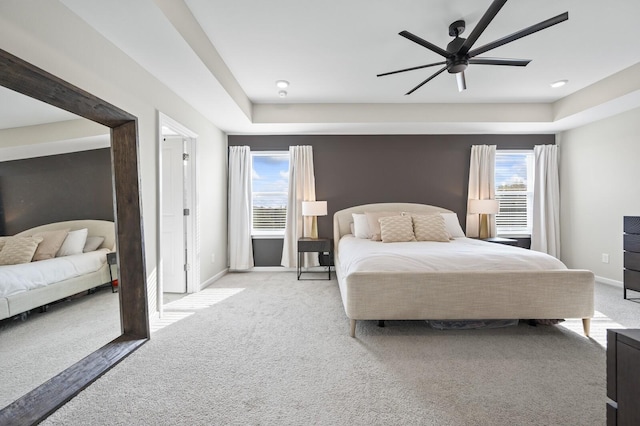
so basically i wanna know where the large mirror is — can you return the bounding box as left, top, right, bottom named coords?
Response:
left=0, top=86, right=122, bottom=408
left=0, top=48, right=149, bottom=424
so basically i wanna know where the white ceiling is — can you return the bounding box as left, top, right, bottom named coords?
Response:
left=17, top=0, right=640, bottom=134
left=0, top=86, right=79, bottom=130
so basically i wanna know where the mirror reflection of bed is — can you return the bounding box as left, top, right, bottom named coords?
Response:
left=0, top=87, right=121, bottom=408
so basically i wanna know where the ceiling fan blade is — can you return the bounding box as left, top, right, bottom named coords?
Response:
left=468, top=11, right=568, bottom=58
left=399, top=31, right=450, bottom=58
left=405, top=67, right=447, bottom=95
left=456, top=72, right=466, bottom=92
left=377, top=61, right=447, bottom=77
left=469, top=58, right=531, bottom=66
left=458, top=0, right=508, bottom=55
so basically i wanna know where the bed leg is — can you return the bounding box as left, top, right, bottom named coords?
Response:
left=582, top=318, right=591, bottom=337
left=377, top=320, right=385, bottom=328
left=350, top=319, right=356, bottom=338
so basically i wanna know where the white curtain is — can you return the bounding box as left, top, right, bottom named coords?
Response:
left=281, top=145, right=319, bottom=268
left=228, top=146, right=254, bottom=270
left=466, top=145, right=497, bottom=237
left=531, top=144, right=560, bottom=257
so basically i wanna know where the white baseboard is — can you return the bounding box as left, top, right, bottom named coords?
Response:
left=200, top=268, right=229, bottom=290
left=595, top=275, right=623, bottom=288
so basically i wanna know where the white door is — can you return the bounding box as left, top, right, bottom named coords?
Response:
left=162, top=137, right=186, bottom=293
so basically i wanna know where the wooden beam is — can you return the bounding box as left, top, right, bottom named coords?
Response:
left=0, top=337, right=147, bottom=425
left=112, top=120, right=149, bottom=338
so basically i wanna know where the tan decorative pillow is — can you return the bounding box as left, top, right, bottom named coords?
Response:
left=379, top=215, right=416, bottom=243
left=0, top=236, right=44, bottom=265
left=412, top=214, right=450, bottom=242
left=32, top=229, right=70, bottom=261
left=365, top=211, right=401, bottom=241
left=83, top=236, right=105, bottom=253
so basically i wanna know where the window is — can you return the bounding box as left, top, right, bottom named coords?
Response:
left=251, top=151, right=289, bottom=236
left=495, top=150, right=534, bottom=236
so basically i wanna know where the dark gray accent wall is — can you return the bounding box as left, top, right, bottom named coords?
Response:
left=230, top=134, right=554, bottom=266
left=0, top=148, right=113, bottom=235
left=252, top=238, right=284, bottom=266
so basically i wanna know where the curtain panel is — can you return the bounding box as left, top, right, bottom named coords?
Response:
left=227, top=146, right=254, bottom=270
left=466, top=145, right=497, bottom=238
left=532, top=144, right=560, bottom=257
left=281, top=146, right=319, bottom=268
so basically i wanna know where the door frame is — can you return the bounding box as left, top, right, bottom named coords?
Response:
left=157, top=112, right=200, bottom=317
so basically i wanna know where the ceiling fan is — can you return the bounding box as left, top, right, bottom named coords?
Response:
left=377, top=0, right=568, bottom=95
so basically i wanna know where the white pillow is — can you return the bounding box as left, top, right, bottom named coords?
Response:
left=352, top=213, right=372, bottom=239
left=440, top=212, right=465, bottom=238
left=57, top=228, right=89, bottom=257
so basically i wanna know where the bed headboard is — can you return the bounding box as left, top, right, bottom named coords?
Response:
left=333, top=203, right=453, bottom=246
left=15, top=220, right=116, bottom=251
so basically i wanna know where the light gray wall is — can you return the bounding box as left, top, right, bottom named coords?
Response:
left=558, top=107, right=640, bottom=283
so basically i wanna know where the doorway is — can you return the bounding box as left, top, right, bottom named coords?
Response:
left=158, top=113, right=199, bottom=318
left=162, top=135, right=187, bottom=294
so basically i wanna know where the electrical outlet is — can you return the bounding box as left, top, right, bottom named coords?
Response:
left=211, top=253, right=215, bottom=264
left=602, top=253, right=609, bottom=264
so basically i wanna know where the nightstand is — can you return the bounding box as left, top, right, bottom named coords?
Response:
left=483, top=237, right=519, bottom=246
left=106, top=251, right=118, bottom=293
left=297, top=237, right=332, bottom=280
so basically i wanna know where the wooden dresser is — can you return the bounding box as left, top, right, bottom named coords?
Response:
left=607, top=329, right=640, bottom=425
left=623, top=216, right=640, bottom=299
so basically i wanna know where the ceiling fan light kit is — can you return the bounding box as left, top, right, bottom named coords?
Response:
left=377, top=0, right=568, bottom=95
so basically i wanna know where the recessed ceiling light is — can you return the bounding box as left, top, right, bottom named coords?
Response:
left=276, top=80, right=289, bottom=89
left=550, top=80, right=568, bottom=88
left=278, top=90, right=287, bottom=98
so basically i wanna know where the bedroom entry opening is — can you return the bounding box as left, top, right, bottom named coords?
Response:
left=158, top=113, right=199, bottom=316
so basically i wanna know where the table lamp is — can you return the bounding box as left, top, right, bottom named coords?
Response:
left=468, top=199, right=499, bottom=239
left=302, top=201, right=327, bottom=238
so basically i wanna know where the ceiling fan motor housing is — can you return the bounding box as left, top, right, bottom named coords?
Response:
left=446, top=37, right=468, bottom=73
left=447, top=57, right=468, bottom=74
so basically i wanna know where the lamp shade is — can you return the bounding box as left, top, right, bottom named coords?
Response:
left=302, top=201, right=327, bottom=217
left=468, top=199, right=499, bottom=214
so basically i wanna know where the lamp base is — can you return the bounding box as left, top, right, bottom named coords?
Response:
left=479, top=214, right=489, bottom=239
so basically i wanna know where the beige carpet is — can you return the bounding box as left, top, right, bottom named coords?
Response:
left=38, top=272, right=614, bottom=426
left=0, top=286, right=120, bottom=408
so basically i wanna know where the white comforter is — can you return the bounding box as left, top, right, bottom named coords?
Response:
left=338, top=236, right=566, bottom=275
left=0, top=249, right=108, bottom=298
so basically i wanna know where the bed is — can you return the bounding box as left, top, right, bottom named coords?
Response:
left=333, top=203, right=594, bottom=338
left=0, top=220, right=115, bottom=321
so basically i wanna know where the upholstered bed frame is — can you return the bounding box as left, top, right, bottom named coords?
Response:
left=333, top=203, right=595, bottom=338
left=0, top=220, right=115, bottom=321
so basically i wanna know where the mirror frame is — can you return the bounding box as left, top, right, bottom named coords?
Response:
left=0, top=48, right=150, bottom=424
